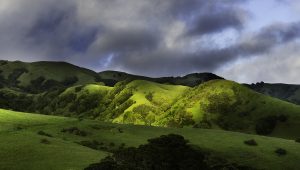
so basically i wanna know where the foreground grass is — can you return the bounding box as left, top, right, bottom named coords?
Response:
left=0, top=109, right=300, bottom=170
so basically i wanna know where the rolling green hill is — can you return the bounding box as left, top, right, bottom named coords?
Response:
left=1, top=60, right=300, bottom=140
left=168, top=80, right=300, bottom=139
left=1, top=77, right=300, bottom=139
left=0, top=60, right=99, bottom=87
left=1, top=60, right=300, bottom=105
left=0, top=60, right=223, bottom=91
left=1, top=60, right=300, bottom=169
left=0, top=108, right=300, bottom=170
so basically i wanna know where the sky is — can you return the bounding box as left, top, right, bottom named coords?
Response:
left=0, top=0, right=300, bottom=83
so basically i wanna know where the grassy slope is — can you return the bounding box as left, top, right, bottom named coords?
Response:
left=32, top=79, right=300, bottom=139
left=0, top=61, right=98, bottom=86
left=112, top=80, right=189, bottom=124
left=169, top=80, right=300, bottom=138
left=62, top=84, right=111, bottom=95
left=126, top=80, right=189, bottom=111
left=0, top=109, right=300, bottom=170
left=0, top=109, right=106, bottom=170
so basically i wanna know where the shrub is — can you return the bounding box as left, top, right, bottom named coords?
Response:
left=167, top=119, right=182, bottom=128
left=255, top=116, right=278, bottom=135
left=0, top=74, right=5, bottom=88
left=295, top=138, right=300, bottom=143
left=193, top=118, right=212, bottom=129
left=244, top=139, right=258, bottom=146
left=78, top=140, right=100, bottom=150
left=61, top=127, right=88, bottom=136
left=75, top=86, right=83, bottom=92
left=275, top=148, right=287, bottom=156
left=15, top=126, right=23, bottom=130
left=145, top=92, right=153, bottom=102
left=117, top=128, right=123, bottom=133
left=0, top=60, right=8, bottom=65
left=40, top=139, right=51, bottom=144
left=62, top=76, right=78, bottom=86
left=119, top=143, right=126, bottom=150
left=8, top=68, right=28, bottom=86
left=173, top=110, right=195, bottom=127
left=277, top=114, right=288, bottom=122
left=37, top=131, right=52, bottom=137
left=42, top=79, right=64, bottom=91
left=109, top=142, right=115, bottom=147
left=202, top=92, right=233, bottom=114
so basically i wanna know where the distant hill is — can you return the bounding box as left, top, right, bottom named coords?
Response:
left=0, top=60, right=100, bottom=93
left=0, top=60, right=223, bottom=92
left=98, top=70, right=224, bottom=87
left=2, top=60, right=300, bottom=105
left=247, top=82, right=300, bottom=105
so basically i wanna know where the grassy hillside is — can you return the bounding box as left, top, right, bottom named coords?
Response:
left=1, top=77, right=300, bottom=139
left=110, top=80, right=189, bottom=125
left=168, top=80, right=300, bottom=139
left=0, top=60, right=99, bottom=88
left=0, top=60, right=222, bottom=92
left=1, top=60, right=300, bottom=106
left=0, top=109, right=106, bottom=170
left=0, top=109, right=300, bottom=170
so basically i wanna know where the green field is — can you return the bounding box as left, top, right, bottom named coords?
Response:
left=0, top=109, right=299, bottom=170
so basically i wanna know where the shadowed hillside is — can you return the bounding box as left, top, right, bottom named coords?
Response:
left=98, top=70, right=224, bottom=87
left=247, top=82, right=300, bottom=105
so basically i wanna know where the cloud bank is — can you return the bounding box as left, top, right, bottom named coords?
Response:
left=0, top=0, right=300, bottom=83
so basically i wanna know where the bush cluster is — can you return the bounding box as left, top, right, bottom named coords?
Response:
left=255, top=115, right=288, bottom=135
left=61, top=127, right=88, bottom=136
left=78, top=140, right=103, bottom=150
left=244, top=139, right=258, bottom=146
left=275, top=148, right=287, bottom=156
left=40, top=139, right=51, bottom=144
left=37, top=131, right=53, bottom=137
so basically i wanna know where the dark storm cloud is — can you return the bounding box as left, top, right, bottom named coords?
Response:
left=237, top=22, right=300, bottom=56
left=93, top=29, right=160, bottom=53
left=110, top=21, right=300, bottom=76
left=1, top=0, right=300, bottom=78
left=187, top=10, right=244, bottom=36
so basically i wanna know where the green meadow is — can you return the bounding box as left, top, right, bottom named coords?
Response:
left=0, top=109, right=299, bottom=170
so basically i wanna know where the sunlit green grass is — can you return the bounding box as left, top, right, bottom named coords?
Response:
left=0, top=109, right=300, bottom=170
